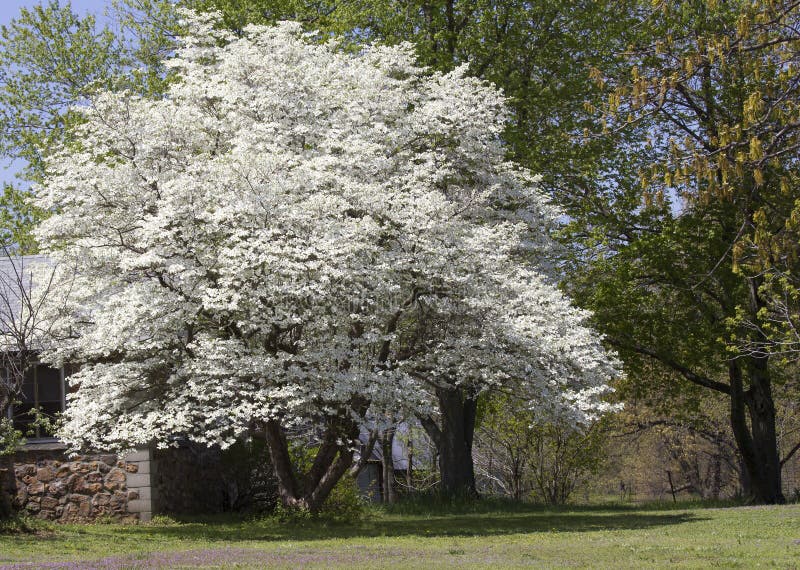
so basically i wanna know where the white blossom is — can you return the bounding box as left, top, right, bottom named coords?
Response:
left=33, top=14, right=619, bottom=452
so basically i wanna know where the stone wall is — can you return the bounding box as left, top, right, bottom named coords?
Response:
left=5, top=441, right=261, bottom=522
left=8, top=447, right=148, bottom=522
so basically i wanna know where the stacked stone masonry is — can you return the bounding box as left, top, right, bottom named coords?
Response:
left=5, top=444, right=233, bottom=522
left=9, top=448, right=152, bottom=522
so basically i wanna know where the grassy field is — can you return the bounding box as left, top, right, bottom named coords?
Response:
left=0, top=502, right=798, bottom=569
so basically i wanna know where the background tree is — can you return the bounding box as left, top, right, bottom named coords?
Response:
left=611, top=396, right=746, bottom=501
left=572, top=0, right=800, bottom=504
left=0, top=0, right=176, bottom=252
left=527, top=421, right=606, bottom=505
left=473, top=395, right=537, bottom=500
left=474, top=395, right=607, bottom=503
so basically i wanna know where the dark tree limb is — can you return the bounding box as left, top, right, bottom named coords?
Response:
left=608, top=337, right=731, bottom=394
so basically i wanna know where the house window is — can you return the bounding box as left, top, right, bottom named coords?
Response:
left=8, top=363, right=66, bottom=439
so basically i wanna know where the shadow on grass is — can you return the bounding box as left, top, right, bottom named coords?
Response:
left=67, top=508, right=705, bottom=544
left=379, top=495, right=747, bottom=515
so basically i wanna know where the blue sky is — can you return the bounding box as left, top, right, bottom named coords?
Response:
left=1, top=1, right=113, bottom=188
left=0, top=1, right=110, bottom=27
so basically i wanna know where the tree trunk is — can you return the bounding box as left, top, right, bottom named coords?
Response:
left=510, top=454, right=524, bottom=501
left=380, top=427, right=396, bottom=504
left=264, top=416, right=360, bottom=513
left=0, top=457, right=13, bottom=520
left=348, top=429, right=377, bottom=479
left=406, top=437, right=413, bottom=488
left=738, top=455, right=753, bottom=498
left=745, top=356, right=784, bottom=504
left=0, top=395, right=14, bottom=520
left=710, top=453, right=722, bottom=501
left=728, top=360, right=785, bottom=504
left=420, top=385, right=478, bottom=497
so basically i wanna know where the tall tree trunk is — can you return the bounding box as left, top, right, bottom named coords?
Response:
left=380, top=427, right=396, bottom=504
left=745, top=356, right=784, bottom=504
left=420, top=385, right=478, bottom=497
left=406, top=436, right=413, bottom=488
left=728, top=360, right=785, bottom=504
left=731, top=277, right=786, bottom=504
left=738, top=454, right=753, bottom=498
left=510, top=454, right=524, bottom=501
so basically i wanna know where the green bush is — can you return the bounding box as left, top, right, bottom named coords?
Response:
left=0, top=418, right=22, bottom=457
left=0, top=512, right=36, bottom=534
left=319, top=476, right=367, bottom=522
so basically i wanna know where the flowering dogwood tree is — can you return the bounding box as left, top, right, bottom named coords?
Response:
left=34, top=13, right=618, bottom=510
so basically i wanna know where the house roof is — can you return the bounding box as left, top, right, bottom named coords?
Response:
left=356, top=422, right=435, bottom=471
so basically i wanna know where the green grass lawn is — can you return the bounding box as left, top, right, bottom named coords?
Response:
left=1, top=502, right=798, bottom=569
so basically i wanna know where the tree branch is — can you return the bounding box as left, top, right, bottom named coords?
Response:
left=608, top=337, right=731, bottom=394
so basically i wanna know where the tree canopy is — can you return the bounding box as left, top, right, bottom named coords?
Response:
left=33, top=14, right=618, bottom=511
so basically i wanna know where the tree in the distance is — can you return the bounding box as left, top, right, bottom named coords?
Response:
left=473, top=395, right=607, bottom=503
left=34, top=13, right=618, bottom=510
left=0, top=0, right=178, bottom=253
